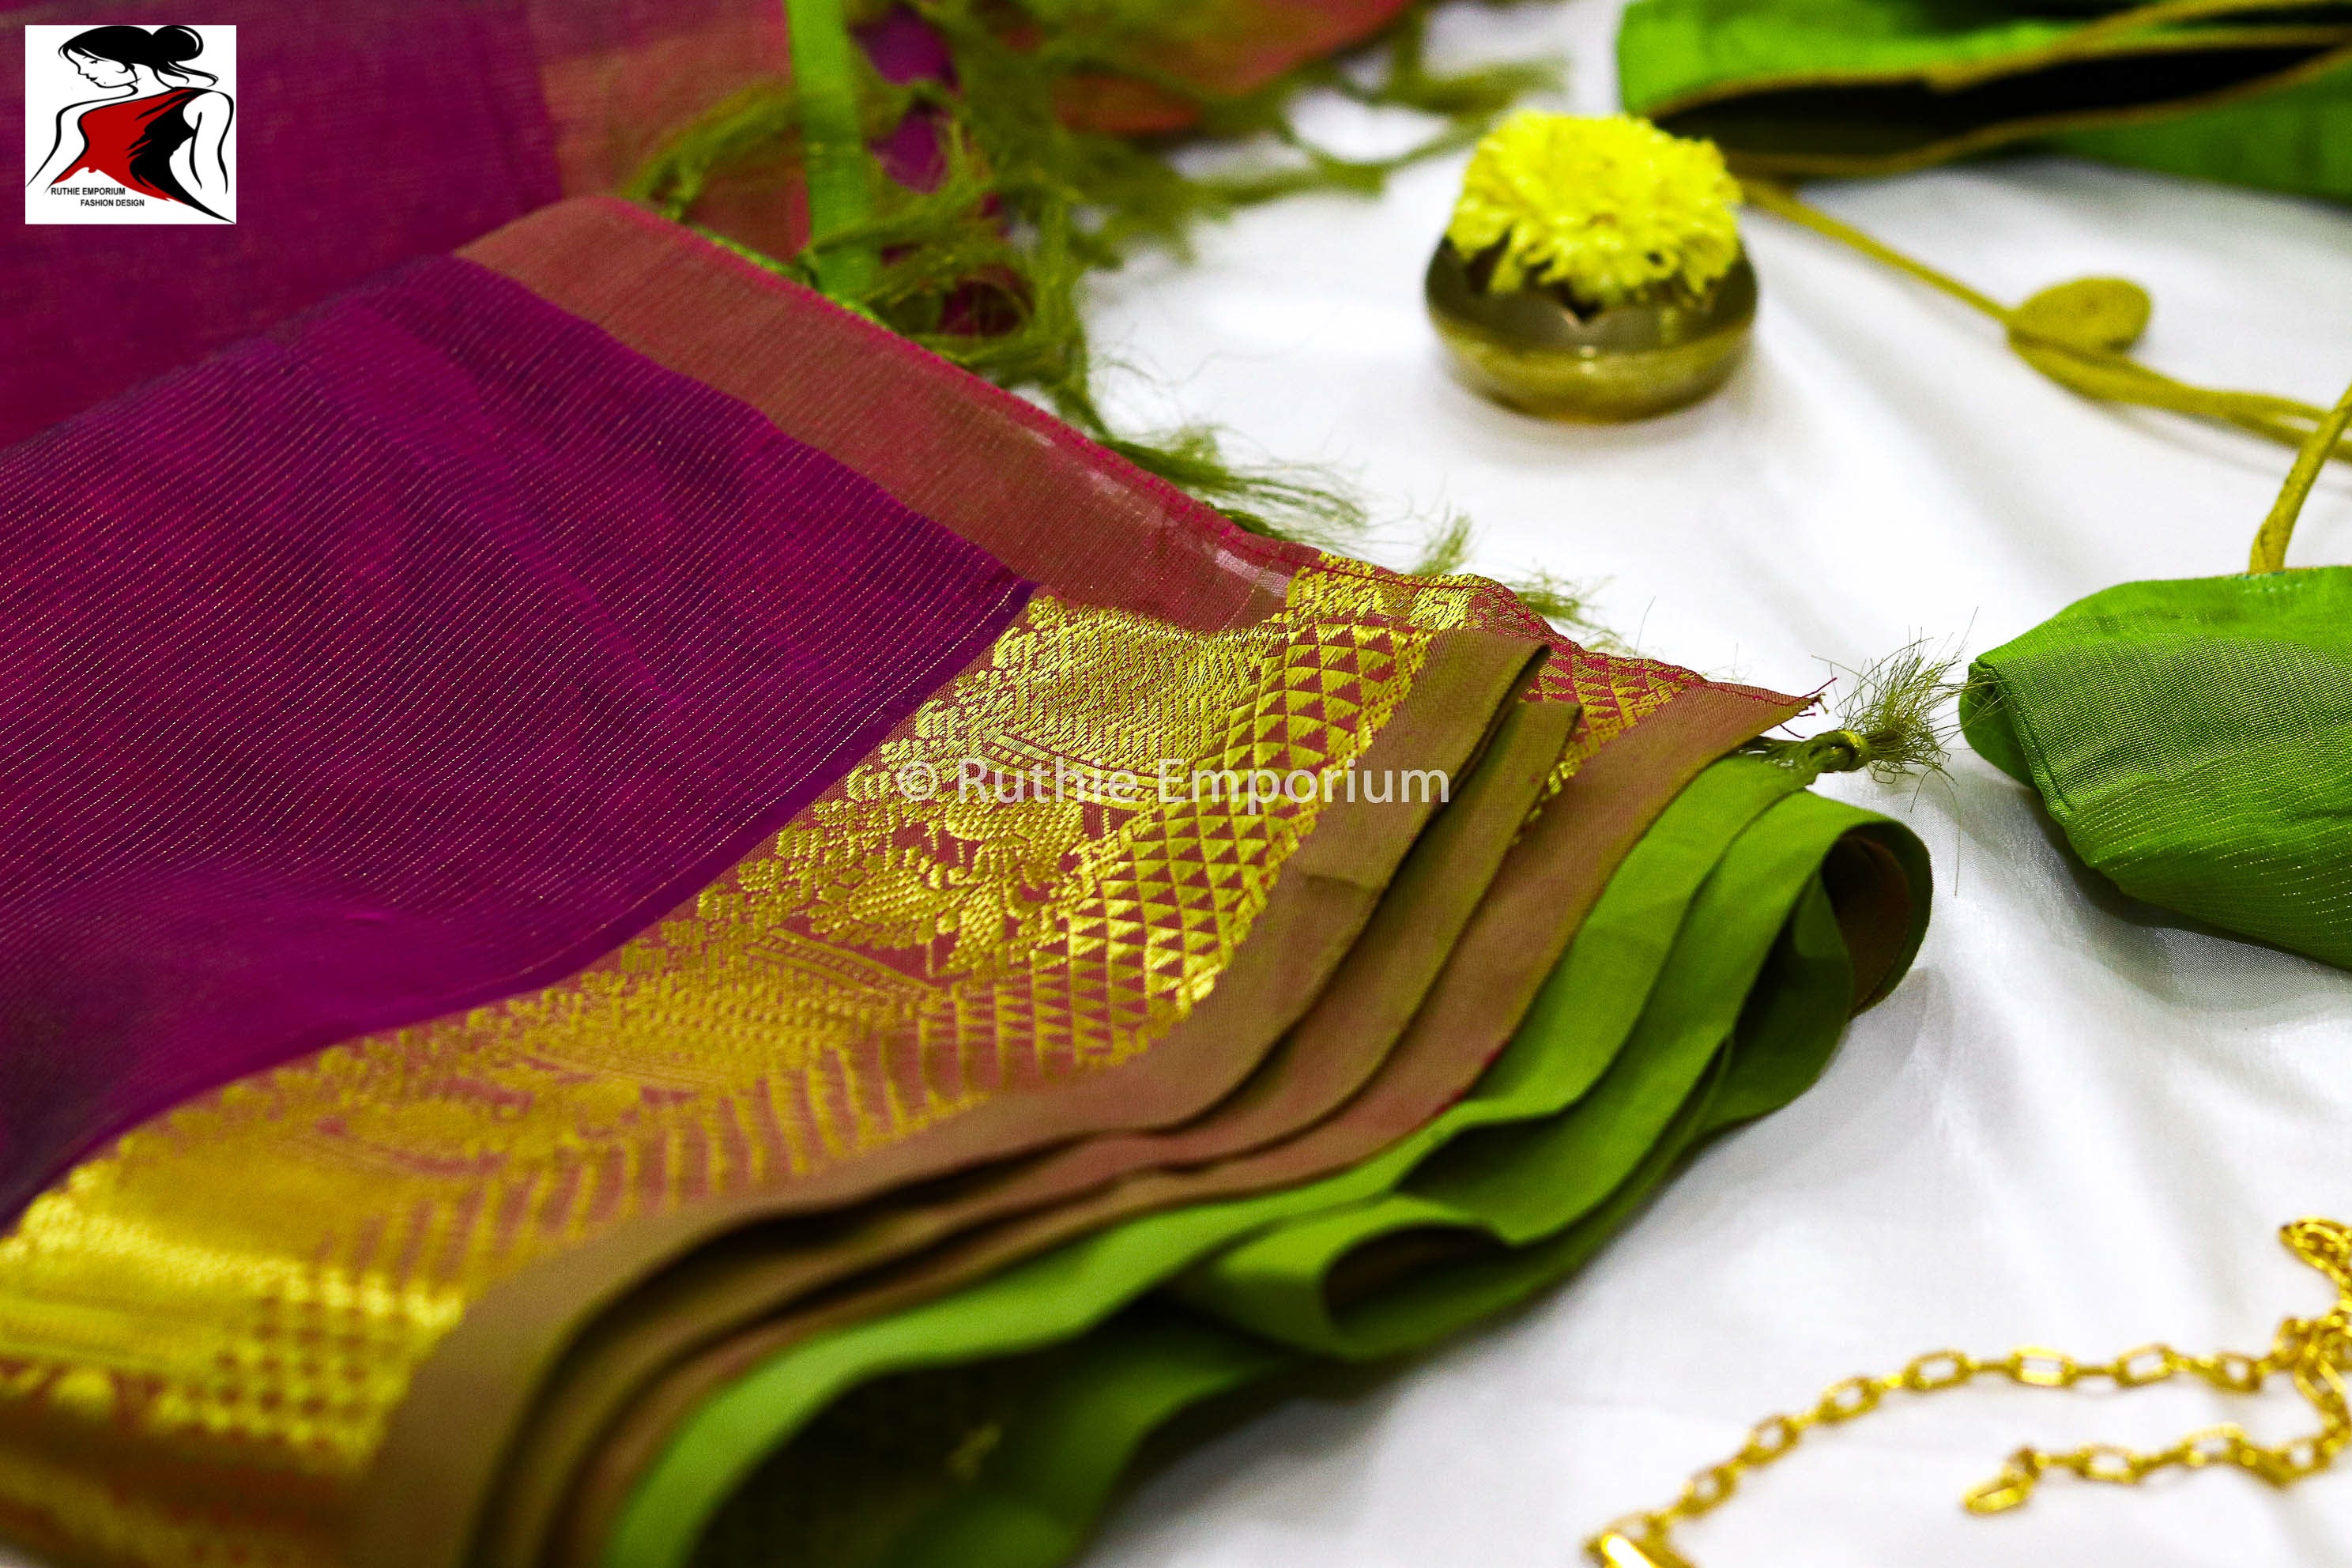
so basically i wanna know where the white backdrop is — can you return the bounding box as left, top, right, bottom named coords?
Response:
left=1074, top=3, right=2352, bottom=1566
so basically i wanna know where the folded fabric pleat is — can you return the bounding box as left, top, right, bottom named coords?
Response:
left=583, top=757, right=1926, bottom=1568
left=0, top=220, right=1550, bottom=1565
left=447, top=672, right=1577, bottom=1568
left=0, top=573, right=1530, bottom=1568
left=462, top=686, right=1817, bottom=1568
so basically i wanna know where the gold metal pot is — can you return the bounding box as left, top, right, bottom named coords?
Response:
left=1426, top=239, right=1756, bottom=420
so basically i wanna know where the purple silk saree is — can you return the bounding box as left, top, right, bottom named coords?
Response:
left=0, top=254, right=1029, bottom=1223
left=0, top=211, right=1555, bottom=1568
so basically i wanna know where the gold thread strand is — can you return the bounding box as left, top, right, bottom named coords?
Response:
left=1586, top=1218, right=2352, bottom=1568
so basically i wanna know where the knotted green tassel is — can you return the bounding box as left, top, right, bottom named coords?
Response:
left=1753, top=639, right=1973, bottom=785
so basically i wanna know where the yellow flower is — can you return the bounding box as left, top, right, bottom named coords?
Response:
left=1446, top=112, right=1741, bottom=307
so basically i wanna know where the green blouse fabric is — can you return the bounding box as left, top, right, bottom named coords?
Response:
left=1962, top=567, right=2352, bottom=970
left=1617, top=0, right=2352, bottom=202
left=603, top=757, right=1932, bottom=1568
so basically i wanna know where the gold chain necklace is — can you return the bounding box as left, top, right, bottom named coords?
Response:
left=1588, top=1219, right=2352, bottom=1568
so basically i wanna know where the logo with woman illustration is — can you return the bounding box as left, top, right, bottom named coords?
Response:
left=24, top=24, right=236, bottom=225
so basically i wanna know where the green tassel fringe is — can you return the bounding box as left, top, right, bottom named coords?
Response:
left=1755, top=637, right=1980, bottom=784
left=626, top=0, right=1556, bottom=550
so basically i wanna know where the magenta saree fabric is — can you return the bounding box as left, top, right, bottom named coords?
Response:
left=0, top=254, right=1030, bottom=1222
left=2, top=0, right=790, bottom=443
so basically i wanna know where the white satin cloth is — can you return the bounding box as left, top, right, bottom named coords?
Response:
left=1076, top=4, right=2352, bottom=1566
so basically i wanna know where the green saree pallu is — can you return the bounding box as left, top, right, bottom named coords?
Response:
left=1615, top=0, right=2352, bottom=202
left=573, top=756, right=1928, bottom=1568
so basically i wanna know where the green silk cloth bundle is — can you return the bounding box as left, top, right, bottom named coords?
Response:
left=1963, top=570, right=2352, bottom=968
left=1959, top=375, right=2352, bottom=972
left=1956, top=349, right=2352, bottom=974
left=1616, top=0, right=2352, bottom=202
left=1961, top=382, right=2352, bottom=971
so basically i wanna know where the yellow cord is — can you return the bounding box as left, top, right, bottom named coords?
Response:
left=1737, top=179, right=2352, bottom=484
left=2251, top=373, right=2352, bottom=571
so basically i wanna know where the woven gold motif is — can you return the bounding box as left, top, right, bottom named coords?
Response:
left=1293, top=557, right=1696, bottom=786
left=0, top=586, right=1432, bottom=1568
